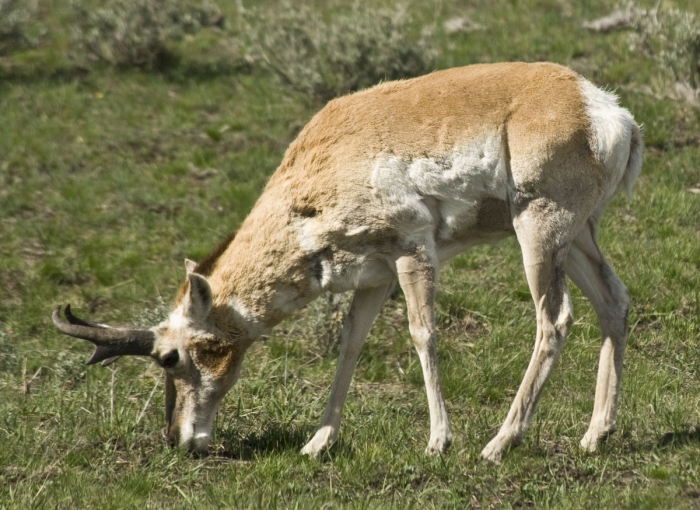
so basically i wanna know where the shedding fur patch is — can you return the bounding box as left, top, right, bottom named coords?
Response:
left=371, top=133, right=508, bottom=240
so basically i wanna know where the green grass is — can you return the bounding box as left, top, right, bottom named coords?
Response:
left=1, top=0, right=700, bottom=508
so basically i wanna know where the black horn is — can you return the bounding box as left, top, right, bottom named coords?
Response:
left=64, top=305, right=106, bottom=329
left=52, top=305, right=156, bottom=365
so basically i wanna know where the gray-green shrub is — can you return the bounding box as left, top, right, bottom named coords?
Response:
left=0, top=0, right=37, bottom=55
left=72, top=0, right=222, bottom=69
left=631, top=4, right=700, bottom=94
left=246, top=2, right=437, bottom=101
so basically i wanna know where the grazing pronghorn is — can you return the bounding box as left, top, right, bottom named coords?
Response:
left=53, top=62, right=642, bottom=462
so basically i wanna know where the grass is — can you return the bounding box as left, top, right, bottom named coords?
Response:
left=1, top=0, right=700, bottom=507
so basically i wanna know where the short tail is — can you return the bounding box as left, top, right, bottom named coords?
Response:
left=621, top=122, right=643, bottom=199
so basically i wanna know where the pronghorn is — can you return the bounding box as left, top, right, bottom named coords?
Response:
left=53, top=62, right=642, bottom=462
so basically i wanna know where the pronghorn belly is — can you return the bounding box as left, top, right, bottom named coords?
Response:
left=434, top=196, right=515, bottom=262
left=320, top=255, right=396, bottom=294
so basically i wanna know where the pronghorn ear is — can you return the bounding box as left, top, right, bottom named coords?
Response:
left=184, top=258, right=197, bottom=275
left=183, top=273, right=213, bottom=319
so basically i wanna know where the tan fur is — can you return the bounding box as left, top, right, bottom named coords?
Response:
left=207, top=64, right=602, bottom=318
left=139, top=63, right=642, bottom=459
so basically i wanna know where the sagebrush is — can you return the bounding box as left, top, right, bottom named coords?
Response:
left=631, top=3, right=700, bottom=98
left=0, top=0, right=37, bottom=55
left=72, top=0, right=222, bottom=69
left=246, top=2, right=437, bottom=101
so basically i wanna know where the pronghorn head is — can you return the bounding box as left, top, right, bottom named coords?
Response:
left=52, top=261, right=246, bottom=453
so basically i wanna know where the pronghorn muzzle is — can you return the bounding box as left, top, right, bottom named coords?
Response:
left=52, top=305, right=156, bottom=365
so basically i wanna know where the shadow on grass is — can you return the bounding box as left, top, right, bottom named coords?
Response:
left=209, top=422, right=356, bottom=461
left=213, top=422, right=311, bottom=460
left=0, top=62, right=91, bottom=86
left=0, top=55, right=253, bottom=88
left=656, top=425, right=700, bottom=449
left=605, top=425, right=700, bottom=455
left=161, top=58, right=253, bottom=84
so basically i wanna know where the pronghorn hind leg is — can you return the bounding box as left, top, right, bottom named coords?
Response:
left=480, top=205, right=576, bottom=463
left=301, top=283, right=392, bottom=457
left=564, top=222, right=630, bottom=451
left=396, top=249, right=453, bottom=455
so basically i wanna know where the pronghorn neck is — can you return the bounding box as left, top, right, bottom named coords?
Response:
left=204, top=196, right=320, bottom=337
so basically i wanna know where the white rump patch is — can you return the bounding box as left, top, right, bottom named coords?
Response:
left=579, top=78, right=639, bottom=198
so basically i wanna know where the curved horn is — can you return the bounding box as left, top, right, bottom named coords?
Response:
left=52, top=305, right=156, bottom=365
left=64, top=305, right=107, bottom=329
left=63, top=306, right=121, bottom=365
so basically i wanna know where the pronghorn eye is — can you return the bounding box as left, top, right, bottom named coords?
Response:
left=161, top=350, right=179, bottom=368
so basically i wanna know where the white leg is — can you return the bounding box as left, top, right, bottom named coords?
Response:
left=396, top=251, right=453, bottom=455
left=481, top=210, right=575, bottom=463
left=301, top=284, right=392, bottom=457
left=564, top=223, right=630, bottom=452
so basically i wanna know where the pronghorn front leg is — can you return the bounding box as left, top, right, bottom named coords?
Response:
left=301, top=283, right=392, bottom=457
left=396, top=250, right=453, bottom=455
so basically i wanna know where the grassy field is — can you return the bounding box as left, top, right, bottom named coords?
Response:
left=1, top=0, right=700, bottom=508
